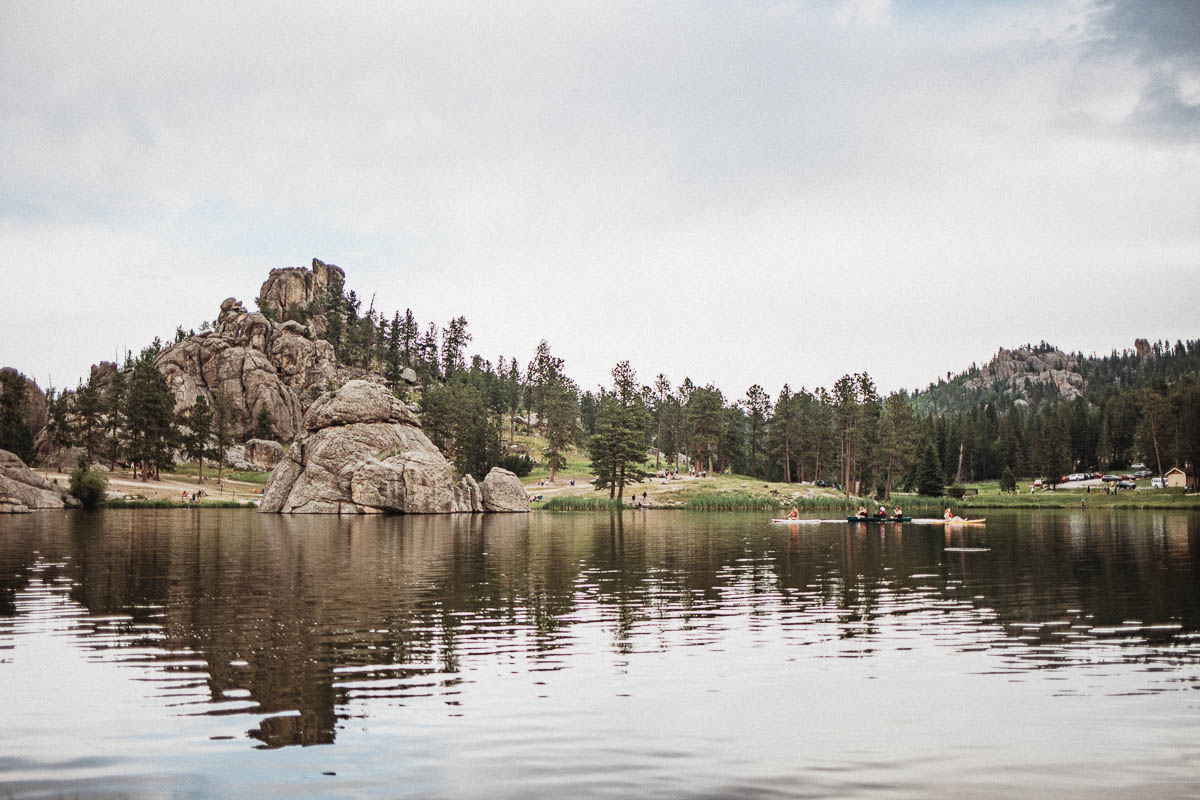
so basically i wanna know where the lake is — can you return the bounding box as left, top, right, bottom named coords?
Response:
left=1, top=509, right=1198, bottom=798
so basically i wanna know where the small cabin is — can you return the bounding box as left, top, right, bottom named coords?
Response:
left=1164, top=467, right=1187, bottom=489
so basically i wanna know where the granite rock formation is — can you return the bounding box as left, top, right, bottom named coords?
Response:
left=244, top=439, right=284, bottom=470
left=256, top=258, right=345, bottom=320
left=961, top=346, right=1086, bottom=402
left=480, top=468, right=531, bottom=512
left=260, top=380, right=528, bottom=515
left=0, top=449, right=69, bottom=512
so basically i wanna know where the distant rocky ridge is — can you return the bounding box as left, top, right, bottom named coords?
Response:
left=962, top=346, right=1085, bottom=404
left=261, top=380, right=528, bottom=514
left=913, top=342, right=1103, bottom=415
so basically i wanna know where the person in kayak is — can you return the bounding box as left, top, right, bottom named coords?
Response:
left=788, top=506, right=799, bottom=519
left=944, top=507, right=967, bottom=522
left=891, top=506, right=904, bottom=520
left=876, top=505, right=889, bottom=519
left=856, top=506, right=869, bottom=518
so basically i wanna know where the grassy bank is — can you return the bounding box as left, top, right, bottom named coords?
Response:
left=103, top=498, right=258, bottom=509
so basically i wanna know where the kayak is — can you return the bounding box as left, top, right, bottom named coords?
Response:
left=922, top=518, right=987, bottom=526
left=846, top=516, right=911, bottom=523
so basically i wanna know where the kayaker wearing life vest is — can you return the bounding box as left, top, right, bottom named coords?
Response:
left=856, top=506, right=869, bottom=518
left=788, top=506, right=799, bottom=519
left=892, top=506, right=903, bottom=520
left=944, top=507, right=967, bottom=522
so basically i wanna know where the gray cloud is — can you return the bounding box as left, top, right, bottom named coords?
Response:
left=1, top=0, right=1196, bottom=397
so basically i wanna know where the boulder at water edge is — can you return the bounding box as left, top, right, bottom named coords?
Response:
left=0, top=449, right=69, bottom=512
left=259, top=380, right=529, bottom=514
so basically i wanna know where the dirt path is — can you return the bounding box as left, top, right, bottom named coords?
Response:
left=39, top=469, right=263, bottom=502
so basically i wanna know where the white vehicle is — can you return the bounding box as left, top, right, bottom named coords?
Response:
left=1151, top=477, right=1165, bottom=489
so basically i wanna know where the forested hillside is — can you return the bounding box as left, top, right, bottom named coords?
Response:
left=2, top=259, right=1197, bottom=501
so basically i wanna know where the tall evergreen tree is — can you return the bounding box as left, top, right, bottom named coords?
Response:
left=542, top=380, right=580, bottom=482
left=914, top=439, right=945, bottom=496
left=124, top=357, right=177, bottom=479
left=180, top=395, right=214, bottom=483
left=212, top=391, right=232, bottom=482
left=744, top=384, right=770, bottom=478
left=0, top=370, right=35, bottom=464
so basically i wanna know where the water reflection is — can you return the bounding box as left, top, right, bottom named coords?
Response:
left=1, top=509, right=1199, bottom=753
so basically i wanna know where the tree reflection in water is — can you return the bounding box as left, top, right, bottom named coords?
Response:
left=0, top=509, right=1198, bottom=748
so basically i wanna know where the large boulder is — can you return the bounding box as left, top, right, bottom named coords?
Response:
left=260, top=380, right=520, bottom=515
left=244, top=439, right=284, bottom=470
left=257, top=258, right=345, bottom=320
left=480, top=468, right=531, bottom=512
left=0, top=449, right=68, bottom=511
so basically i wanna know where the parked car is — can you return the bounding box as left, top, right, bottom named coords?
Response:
left=1117, top=479, right=1136, bottom=489
left=1101, top=474, right=1120, bottom=482
left=1033, top=479, right=1044, bottom=487
left=1134, top=469, right=1152, bottom=478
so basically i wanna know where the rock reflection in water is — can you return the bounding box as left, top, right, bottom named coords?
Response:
left=0, top=509, right=1198, bottom=753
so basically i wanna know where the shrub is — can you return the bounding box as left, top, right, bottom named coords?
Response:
left=68, top=459, right=108, bottom=510
left=496, top=453, right=534, bottom=477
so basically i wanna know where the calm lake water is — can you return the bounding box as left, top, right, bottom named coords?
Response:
left=1, top=509, right=1199, bottom=798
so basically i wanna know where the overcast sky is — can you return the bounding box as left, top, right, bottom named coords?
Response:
left=2, top=0, right=1197, bottom=401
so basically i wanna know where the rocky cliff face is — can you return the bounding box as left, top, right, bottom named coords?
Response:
left=257, top=258, right=345, bottom=320
left=261, top=380, right=528, bottom=514
left=156, top=284, right=340, bottom=440
left=962, top=346, right=1086, bottom=402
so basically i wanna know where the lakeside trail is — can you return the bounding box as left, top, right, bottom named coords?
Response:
left=37, top=469, right=264, bottom=503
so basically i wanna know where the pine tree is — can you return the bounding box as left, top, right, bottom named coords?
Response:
left=0, top=370, right=35, bottom=464
left=915, top=439, right=945, bottom=496
left=43, top=386, right=75, bottom=471
left=744, top=384, right=770, bottom=478
left=385, top=311, right=403, bottom=391
left=999, top=465, right=1017, bottom=493
left=105, top=369, right=126, bottom=470
left=542, top=380, right=579, bottom=482
left=251, top=407, right=273, bottom=441
left=587, top=363, right=650, bottom=499
left=74, top=376, right=103, bottom=463
left=213, top=391, right=232, bottom=483
left=180, top=395, right=214, bottom=482
left=124, top=357, right=177, bottom=479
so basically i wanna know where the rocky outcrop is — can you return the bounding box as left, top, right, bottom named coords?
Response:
left=245, top=439, right=284, bottom=470
left=480, top=468, right=530, bottom=512
left=0, top=449, right=68, bottom=511
left=962, top=345, right=1086, bottom=402
left=261, top=380, right=528, bottom=515
left=157, top=335, right=303, bottom=441
left=267, top=321, right=338, bottom=406
left=256, top=258, right=345, bottom=320
left=158, top=288, right=342, bottom=439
